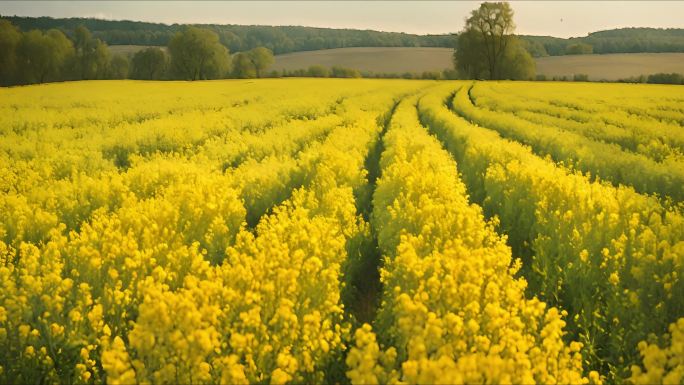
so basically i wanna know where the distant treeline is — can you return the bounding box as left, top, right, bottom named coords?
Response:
left=282, top=66, right=684, bottom=85
left=2, top=18, right=682, bottom=86
left=0, top=20, right=282, bottom=85
left=2, top=16, right=456, bottom=54
left=615, top=72, right=684, bottom=85
left=1, top=20, right=128, bottom=85
left=279, top=65, right=460, bottom=80
left=523, top=28, right=684, bottom=57
left=4, top=16, right=684, bottom=56
left=534, top=72, right=684, bottom=85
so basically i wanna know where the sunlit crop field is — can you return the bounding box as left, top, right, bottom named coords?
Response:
left=1, top=79, right=683, bottom=384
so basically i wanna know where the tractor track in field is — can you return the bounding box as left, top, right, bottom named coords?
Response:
left=344, top=98, right=401, bottom=326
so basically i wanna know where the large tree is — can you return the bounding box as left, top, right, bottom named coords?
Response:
left=454, top=2, right=535, bottom=80
left=73, top=25, right=111, bottom=80
left=16, top=29, right=74, bottom=84
left=0, top=20, right=22, bottom=85
left=231, top=47, right=274, bottom=78
left=168, top=27, right=229, bottom=80
left=499, top=37, right=535, bottom=80
left=130, top=47, right=168, bottom=80
left=247, top=47, right=274, bottom=78
left=106, top=54, right=129, bottom=79
left=231, top=52, right=256, bottom=78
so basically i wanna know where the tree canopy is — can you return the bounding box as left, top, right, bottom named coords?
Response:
left=130, top=47, right=168, bottom=80
left=3, top=16, right=456, bottom=54
left=566, top=43, right=593, bottom=55
left=0, top=21, right=132, bottom=85
left=74, top=25, right=111, bottom=79
left=106, top=54, right=129, bottom=79
left=454, top=2, right=535, bottom=80
left=168, top=27, right=229, bottom=80
left=5, top=16, right=684, bottom=58
left=16, top=29, right=74, bottom=84
left=247, top=47, right=274, bottom=78
left=0, top=20, right=22, bottom=85
left=232, top=47, right=274, bottom=78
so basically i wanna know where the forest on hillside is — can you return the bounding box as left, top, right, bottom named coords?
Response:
left=4, top=16, right=684, bottom=56
left=2, top=16, right=456, bottom=54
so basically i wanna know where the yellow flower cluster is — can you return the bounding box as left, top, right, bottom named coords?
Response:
left=477, top=80, right=684, bottom=129
left=100, top=87, right=424, bottom=384
left=449, top=81, right=684, bottom=201
left=346, top=97, right=592, bottom=384
left=419, top=83, right=684, bottom=382
left=630, top=317, right=684, bottom=384
left=0, top=79, right=430, bottom=384
left=2, top=78, right=681, bottom=384
left=469, top=82, right=684, bottom=163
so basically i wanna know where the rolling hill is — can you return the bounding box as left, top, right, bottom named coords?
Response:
left=109, top=44, right=684, bottom=80
left=270, top=47, right=684, bottom=80
left=535, top=53, right=684, bottom=80
left=272, top=47, right=454, bottom=74
left=4, top=16, right=684, bottom=57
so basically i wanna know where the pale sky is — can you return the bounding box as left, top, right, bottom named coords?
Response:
left=1, top=1, right=683, bottom=38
